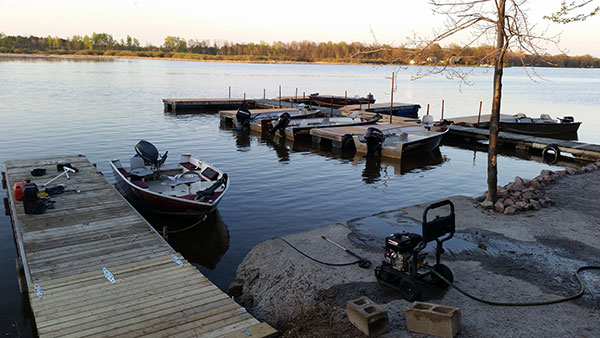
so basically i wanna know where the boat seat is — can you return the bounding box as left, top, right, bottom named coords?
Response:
left=131, top=180, right=149, bottom=189
left=180, top=162, right=198, bottom=171
left=202, top=167, right=219, bottom=181
left=117, top=167, right=130, bottom=178
left=130, top=156, right=153, bottom=177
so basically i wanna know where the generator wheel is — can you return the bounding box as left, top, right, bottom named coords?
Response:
left=400, top=279, right=421, bottom=302
left=431, top=264, right=453, bottom=288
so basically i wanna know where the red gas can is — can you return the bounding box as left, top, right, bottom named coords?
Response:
left=13, top=181, right=25, bottom=201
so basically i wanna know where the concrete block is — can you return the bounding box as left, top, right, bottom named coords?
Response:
left=346, top=296, right=389, bottom=336
left=405, top=301, right=461, bottom=338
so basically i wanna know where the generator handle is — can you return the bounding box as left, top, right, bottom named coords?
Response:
left=422, top=199, right=454, bottom=225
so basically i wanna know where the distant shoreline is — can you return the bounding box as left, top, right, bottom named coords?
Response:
left=0, top=52, right=353, bottom=66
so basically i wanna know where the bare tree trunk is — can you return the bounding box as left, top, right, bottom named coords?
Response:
left=486, top=0, right=507, bottom=204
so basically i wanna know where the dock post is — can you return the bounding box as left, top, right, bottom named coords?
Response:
left=279, top=85, right=282, bottom=108
left=390, top=72, right=395, bottom=123
left=229, top=86, right=231, bottom=99
left=345, top=91, right=348, bottom=106
left=441, top=100, right=445, bottom=120
left=243, top=93, right=246, bottom=102
left=477, top=101, right=483, bottom=125
left=263, top=89, right=266, bottom=100
left=368, top=92, right=371, bottom=110
left=295, top=88, right=298, bottom=104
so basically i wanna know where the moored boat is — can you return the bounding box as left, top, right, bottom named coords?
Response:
left=309, top=93, right=375, bottom=108
left=110, top=140, right=229, bottom=217
left=234, top=106, right=323, bottom=132
left=273, top=115, right=381, bottom=140
left=353, top=125, right=448, bottom=158
left=478, top=113, right=581, bottom=139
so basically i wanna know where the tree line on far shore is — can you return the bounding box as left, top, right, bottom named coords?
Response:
left=0, top=32, right=598, bottom=68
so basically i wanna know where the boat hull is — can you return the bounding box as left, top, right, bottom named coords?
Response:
left=498, top=121, right=580, bottom=138
left=310, top=95, right=375, bottom=108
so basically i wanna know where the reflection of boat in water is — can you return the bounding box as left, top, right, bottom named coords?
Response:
left=477, top=113, right=580, bottom=140
left=140, top=210, right=230, bottom=270
left=355, top=148, right=446, bottom=178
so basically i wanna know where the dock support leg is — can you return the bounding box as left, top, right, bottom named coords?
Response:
left=311, top=136, right=321, bottom=144
left=332, top=141, right=343, bottom=148
left=164, top=102, right=169, bottom=112
left=2, top=171, right=6, bottom=189
left=15, top=258, right=27, bottom=294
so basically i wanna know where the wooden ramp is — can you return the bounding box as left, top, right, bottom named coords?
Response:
left=2, top=155, right=277, bottom=338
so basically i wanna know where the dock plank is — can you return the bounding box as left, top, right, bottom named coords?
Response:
left=3, top=155, right=276, bottom=338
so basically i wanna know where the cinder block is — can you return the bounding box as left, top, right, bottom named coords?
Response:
left=346, top=296, right=389, bottom=336
left=405, top=301, right=461, bottom=338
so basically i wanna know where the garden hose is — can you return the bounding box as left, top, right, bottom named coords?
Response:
left=426, top=265, right=600, bottom=306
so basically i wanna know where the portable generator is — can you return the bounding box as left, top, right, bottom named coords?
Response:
left=375, top=200, right=456, bottom=301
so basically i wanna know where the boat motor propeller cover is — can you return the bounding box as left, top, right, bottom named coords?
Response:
left=135, top=140, right=168, bottom=167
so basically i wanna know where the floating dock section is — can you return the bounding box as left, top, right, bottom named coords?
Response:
left=2, top=155, right=276, bottom=338
left=163, top=98, right=256, bottom=114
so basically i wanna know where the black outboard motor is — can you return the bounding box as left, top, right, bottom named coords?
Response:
left=560, top=116, right=574, bottom=123
left=235, top=107, right=252, bottom=130
left=270, top=112, right=291, bottom=137
left=364, top=127, right=384, bottom=158
left=135, top=140, right=168, bottom=168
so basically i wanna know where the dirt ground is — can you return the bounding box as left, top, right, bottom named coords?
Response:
left=236, top=170, right=600, bottom=337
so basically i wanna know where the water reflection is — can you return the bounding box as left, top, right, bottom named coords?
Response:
left=138, top=210, right=230, bottom=270
left=264, top=137, right=291, bottom=162
left=233, top=130, right=251, bottom=150
left=354, top=149, right=446, bottom=179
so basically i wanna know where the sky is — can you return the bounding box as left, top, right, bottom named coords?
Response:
left=1, top=0, right=599, bottom=57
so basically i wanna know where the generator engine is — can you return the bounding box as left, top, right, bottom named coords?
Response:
left=383, top=232, right=424, bottom=272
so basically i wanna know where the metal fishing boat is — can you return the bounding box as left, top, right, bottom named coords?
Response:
left=478, top=113, right=581, bottom=139
left=110, top=140, right=229, bottom=216
left=309, top=93, right=375, bottom=108
left=353, top=125, right=448, bottom=158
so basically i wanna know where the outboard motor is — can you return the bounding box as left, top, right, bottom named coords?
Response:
left=560, top=116, right=574, bottom=123
left=235, top=107, right=252, bottom=130
left=135, top=140, right=168, bottom=168
left=270, top=112, right=291, bottom=137
left=364, top=127, right=384, bottom=158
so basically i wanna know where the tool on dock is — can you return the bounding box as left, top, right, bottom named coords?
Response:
left=321, top=235, right=371, bottom=269
left=42, top=166, right=77, bottom=187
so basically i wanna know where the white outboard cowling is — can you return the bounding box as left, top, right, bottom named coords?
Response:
left=422, top=115, right=434, bottom=127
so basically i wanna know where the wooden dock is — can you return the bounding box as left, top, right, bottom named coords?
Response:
left=310, top=123, right=418, bottom=148
left=2, top=155, right=277, bottom=338
left=163, top=98, right=256, bottom=114
left=339, top=102, right=421, bottom=118
left=448, top=125, right=600, bottom=161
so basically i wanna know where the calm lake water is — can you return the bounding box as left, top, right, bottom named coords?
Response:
left=1, top=57, right=599, bottom=336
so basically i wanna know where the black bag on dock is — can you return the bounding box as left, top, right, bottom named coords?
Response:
left=23, top=183, right=46, bottom=214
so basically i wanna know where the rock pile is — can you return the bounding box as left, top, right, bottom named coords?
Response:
left=477, top=161, right=600, bottom=215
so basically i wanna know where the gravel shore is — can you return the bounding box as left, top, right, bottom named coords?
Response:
left=236, top=170, right=600, bottom=337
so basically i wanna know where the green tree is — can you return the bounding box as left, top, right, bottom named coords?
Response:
left=163, top=36, right=187, bottom=52
left=545, top=0, right=599, bottom=23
